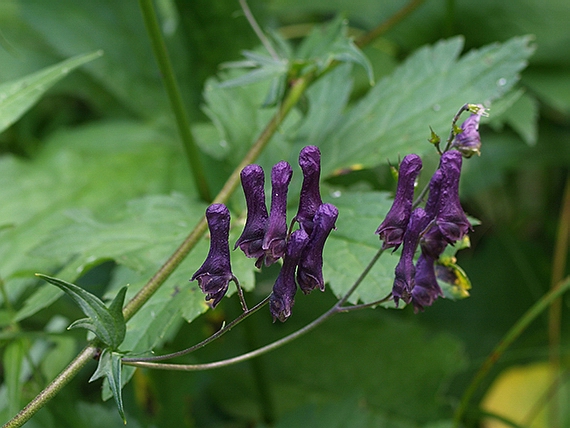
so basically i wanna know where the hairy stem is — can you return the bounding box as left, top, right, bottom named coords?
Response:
left=138, top=0, right=211, bottom=202
left=2, top=346, right=97, bottom=428
left=453, top=276, right=570, bottom=427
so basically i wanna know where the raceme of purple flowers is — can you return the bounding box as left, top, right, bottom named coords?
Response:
left=191, top=146, right=338, bottom=322
left=377, top=150, right=472, bottom=312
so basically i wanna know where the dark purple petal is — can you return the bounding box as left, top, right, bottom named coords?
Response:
left=392, top=208, right=430, bottom=307
left=424, top=169, right=443, bottom=220
left=261, top=161, right=293, bottom=266
left=270, top=229, right=309, bottom=322
left=294, top=145, right=323, bottom=235
left=376, top=154, right=422, bottom=250
left=411, top=254, right=443, bottom=313
left=436, top=151, right=471, bottom=243
left=191, top=204, right=233, bottom=307
left=452, top=106, right=484, bottom=158
left=235, top=164, right=268, bottom=259
left=297, top=203, right=338, bottom=294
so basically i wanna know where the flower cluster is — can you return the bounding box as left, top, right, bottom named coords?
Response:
left=377, top=150, right=471, bottom=311
left=191, top=146, right=338, bottom=322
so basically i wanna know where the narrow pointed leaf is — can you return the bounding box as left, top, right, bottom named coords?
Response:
left=89, top=349, right=126, bottom=424
left=36, top=274, right=126, bottom=349
left=0, top=50, right=103, bottom=133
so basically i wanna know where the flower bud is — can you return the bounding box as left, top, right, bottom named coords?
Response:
left=269, top=229, right=309, bottom=322
left=376, top=154, right=422, bottom=250
left=297, top=203, right=338, bottom=294
left=191, top=204, right=234, bottom=308
left=451, top=104, right=484, bottom=158
left=260, top=161, right=293, bottom=266
left=235, top=164, right=268, bottom=259
left=294, top=146, right=323, bottom=235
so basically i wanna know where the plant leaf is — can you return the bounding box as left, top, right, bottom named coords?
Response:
left=36, top=274, right=127, bottom=349
left=0, top=50, right=102, bottom=133
left=90, top=349, right=126, bottom=424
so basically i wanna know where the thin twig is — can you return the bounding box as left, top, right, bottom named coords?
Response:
left=239, top=0, right=280, bottom=60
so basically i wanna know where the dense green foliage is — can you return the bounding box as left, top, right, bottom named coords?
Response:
left=0, top=0, right=569, bottom=427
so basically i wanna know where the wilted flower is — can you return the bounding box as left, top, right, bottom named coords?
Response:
left=261, top=161, right=293, bottom=266
left=435, top=151, right=471, bottom=244
left=376, top=154, right=423, bottom=250
left=392, top=208, right=430, bottom=307
left=269, top=229, right=309, bottom=322
left=411, top=253, right=443, bottom=313
left=294, top=145, right=323, bottom=235
left=297, top=203, right=338, bottom=294
left=235, top=164, right=268, bottom=259
left=191, top=204, right=234, bottom=308
left=452, top=104, right=485, bottom=158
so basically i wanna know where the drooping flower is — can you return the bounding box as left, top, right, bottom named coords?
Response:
left=435, top=150, right=471, bottom=244
left=261, top=161, right=293, bottom=267
left=191, top=204, right=234, bottom=308
left=294, top=145, right=323, bottom=235
left=392, top=208, right=430, bottom=307
left=269, top=229, right=309, bottom=322
left=234, top=164, right=268, bottom=259
left=451, top=105, right=485, bottom=158
left=297, top=203, right=338, bottom=294
left=411, top=253, right=443, bottom=313
left=376, top=154, right=423, bottom=250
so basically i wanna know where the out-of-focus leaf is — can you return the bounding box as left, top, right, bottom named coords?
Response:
left=296, top=15, right=374, bottom=84
left=3, top=338, right=26, bottom=418
left=90, top=349, right=126, bottom=423
left=36, top=274, right=127, bottom=349
left=315, top=36, right=534, bottom=174
left=524, top=68, right=570, bottom=116
left=0, top=51, right=102, bottom=133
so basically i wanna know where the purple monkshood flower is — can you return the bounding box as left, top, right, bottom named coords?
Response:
left=270, top=229, right=309, bottom=322
left=411, top=253, right=443, bottom=313
left=376, top=154, right=423, bottom=250
left=191, top=204, right=234, bottom=308
left=420, top=169, right=448, bottom=259
left=452, top=105, right=484, bottom=158
left=294, top=145, right=323, bottom=235
left=297, top=203, right=338, bottom=294
left=435, top=151, right=471, bottom=244
left=261, top=161, right=293, bottom=267
left=235, top=164, right=268, bottom=259
left=392, top=208, right=430, bottom=307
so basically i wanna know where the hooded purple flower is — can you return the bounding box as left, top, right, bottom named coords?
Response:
left=376, top=154, right=422, bottom=250
left=452, top=105, right=484, bottom=158
left=411, top=253, right=443, bottom=313
left=191, top=204, right=234, bottom=308
left=235, top=164, right=268, bottom=259
left=269, top=229, right=309, bottom=322
left=392, top=208, right=430, bottom=307
left=294, top=146, right=323, bottom=235
left=435, top=151, right=471, bottom=244
left=261, top=161, right=293, bottom=267
left=297, top=203, right=338, bottom=294
left=420, top=169, right=448, bottom=259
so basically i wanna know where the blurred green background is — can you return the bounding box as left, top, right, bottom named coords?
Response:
left=0, top=0, right=569, bottom=427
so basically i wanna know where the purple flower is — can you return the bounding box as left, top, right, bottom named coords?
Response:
left=420, top=169, right=448, bottom=259
left=411, top=254, right=443, bottom=313
left=376, top=154, right=423, bottom=250
left=392, top=208, right=430, bottom=307
left=297, top=203, right=338, bottom=294
left=452, top=106, right=484, bottom=158
left=269, top=229, right=309, bottom=322
left=261, top=161, right=293, bottom=267
left=435, top=151, right=471, bottom=244
left=294, top=146, right=323, bottom=235
left=234, top=164, right=268, bottom=259
left=191, top=204, right=234, bottom=308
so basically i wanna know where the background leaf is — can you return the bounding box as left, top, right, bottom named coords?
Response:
left=0, top=51, right=102, bottom=133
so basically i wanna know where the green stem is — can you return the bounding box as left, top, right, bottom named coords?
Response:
left=453, top=276, right=570, bottom=427
left=123, top=248, right=385, bottom=372
left=138, top=0, right=211, bottom=202
left=2, top=346, right=97, bottom=428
